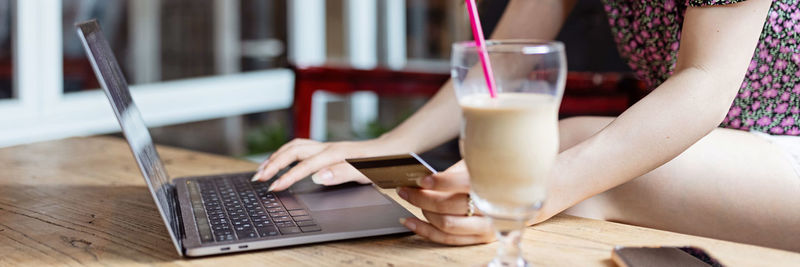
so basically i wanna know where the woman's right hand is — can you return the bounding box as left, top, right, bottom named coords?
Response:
left=251, top=136, right=404, bottom=191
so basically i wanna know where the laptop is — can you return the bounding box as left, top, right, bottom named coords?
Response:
left=75, top=19, right=414, bottom=257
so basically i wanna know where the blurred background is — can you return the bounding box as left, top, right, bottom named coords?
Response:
left=0, top=0, right=637, bottom=168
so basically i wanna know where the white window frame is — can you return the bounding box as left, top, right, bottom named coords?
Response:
left=0, top=0, right=294, bottom=148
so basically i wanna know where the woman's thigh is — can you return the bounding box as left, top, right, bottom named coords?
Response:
left=560, top=117, right=800, bottom=251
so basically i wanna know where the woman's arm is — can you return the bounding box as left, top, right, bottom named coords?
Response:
left=398, top=0, right=774, bottom=245
left=383, top=0, right=577, bottom=153
left=259, top=0, right=577, bottom=191
left=539, top=0, right=773, bottom=222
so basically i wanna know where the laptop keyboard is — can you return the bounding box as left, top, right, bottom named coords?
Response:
left=187, top=174, right=320, bottom=243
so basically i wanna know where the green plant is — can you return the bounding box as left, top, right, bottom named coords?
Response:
left=246, top=122, right=289, bottom=155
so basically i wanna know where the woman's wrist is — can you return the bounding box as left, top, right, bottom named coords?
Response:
left=374, top=130, right=417, bottom=154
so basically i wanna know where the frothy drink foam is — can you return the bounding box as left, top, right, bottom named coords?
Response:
left=460, top=93, right=558, bottom=209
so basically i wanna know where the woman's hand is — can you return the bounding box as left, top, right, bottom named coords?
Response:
left=397, top=161, right=496, bottom=245
left=251, top=137, right=405, bottom=191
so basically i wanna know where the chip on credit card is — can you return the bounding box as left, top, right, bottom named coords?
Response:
left=346, top=153, right=437, bottom=189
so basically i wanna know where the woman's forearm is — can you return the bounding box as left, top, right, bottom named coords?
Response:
left=382, top=0, right=577, bottom=153
left=378, top=80, right=461, bottom=153
left=549, top=68, right=735, bottom=213
left=538, top=0, right=771, bottom=220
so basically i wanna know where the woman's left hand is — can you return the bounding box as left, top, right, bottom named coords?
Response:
left=396, top=161, right=496, bottom=245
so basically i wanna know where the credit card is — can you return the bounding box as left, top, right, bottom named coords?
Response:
left=346, top=153, right=437, bottom=189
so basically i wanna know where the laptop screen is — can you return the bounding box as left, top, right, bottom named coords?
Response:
left=76, top=20, right=183, bottom=255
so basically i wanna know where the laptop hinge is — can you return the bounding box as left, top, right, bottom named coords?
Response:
left=167, top=183, right=185, bottom=252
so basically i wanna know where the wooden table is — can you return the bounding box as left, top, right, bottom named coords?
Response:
left=1, top=137, right=797, bottom=266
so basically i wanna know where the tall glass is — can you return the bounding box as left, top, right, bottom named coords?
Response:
left=452, top=40, right=566, bottom=267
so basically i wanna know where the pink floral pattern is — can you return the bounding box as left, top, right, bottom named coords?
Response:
left=603, top=0, right=800, bottom=136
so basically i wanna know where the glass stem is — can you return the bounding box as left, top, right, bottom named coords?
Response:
left=491, top=218, right=528, bottom=267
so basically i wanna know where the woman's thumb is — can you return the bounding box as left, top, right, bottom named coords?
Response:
left=311, top=162, right=370, bottom=186
left=419, top=160, right=471, bottom=193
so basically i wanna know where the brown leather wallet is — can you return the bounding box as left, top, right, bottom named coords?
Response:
left=611, top=246, right=723, bottom=267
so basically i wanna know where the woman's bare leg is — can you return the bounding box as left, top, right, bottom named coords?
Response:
left=558, top=116, right=800, bottom=252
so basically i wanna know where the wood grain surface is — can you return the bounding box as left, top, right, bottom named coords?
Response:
left=0, top=136, right=797, bottom=266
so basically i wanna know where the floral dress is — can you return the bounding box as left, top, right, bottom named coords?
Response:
left=603, top=0, right=800, bottom=135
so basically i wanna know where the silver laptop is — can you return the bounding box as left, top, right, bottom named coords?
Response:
left=76, top=19, right=413, bottom=257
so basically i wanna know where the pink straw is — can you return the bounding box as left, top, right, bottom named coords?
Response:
left=464, top=0, right=497, bottom=98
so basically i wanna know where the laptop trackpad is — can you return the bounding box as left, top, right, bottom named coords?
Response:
left=295, top=184, right=391, bottom=211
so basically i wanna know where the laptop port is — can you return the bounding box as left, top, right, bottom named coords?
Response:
left=221, top=247, right=230, bottom=251
left=238, top=245, right=248, bottom=249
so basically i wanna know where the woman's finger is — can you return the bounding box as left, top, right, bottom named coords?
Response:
left=255, top=143, right=325, bottom=182
left=268, top=149, right=346, bottom=191
left=311, top=162, right=371, bottom=185
left=268, top=138, right=318, bottom=161
left=256, top=159, right=270, bottom=173
left=417, top=161, right=471, bottom=193
left=399, top=217, right=495, bottom=245
left=421, top=210, right=492, bottom=236
left=397, top=188, right=474, bottom=216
